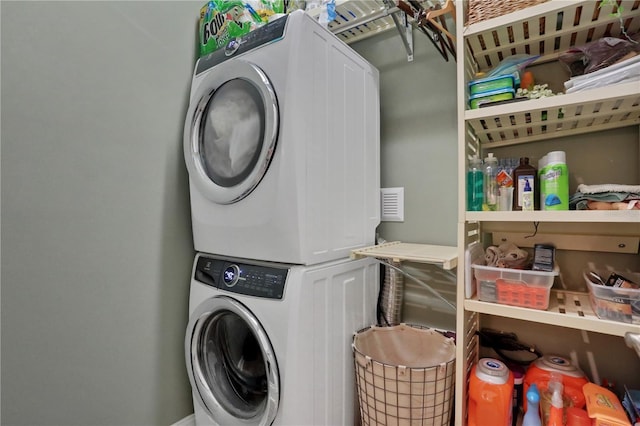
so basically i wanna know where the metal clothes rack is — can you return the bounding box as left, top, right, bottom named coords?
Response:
left=312, top=0, right=457, bottom=62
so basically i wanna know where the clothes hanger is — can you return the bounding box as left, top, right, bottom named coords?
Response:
left=410, top=0, right=451, bottom=60
left=426, top=0, right=456, bottom=25
left=397, top=0, right=451, bottom=61
left=420, top=0, right=456, bottom=60
left=425, top=0, right=456, bottom=58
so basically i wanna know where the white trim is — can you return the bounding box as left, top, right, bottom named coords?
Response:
left=171, top=414, right=195, bottom=426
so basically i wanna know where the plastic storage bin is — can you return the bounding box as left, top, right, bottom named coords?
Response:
left=469, top=88, right=516, bottom=109
left=472, top=264, right=559, bottom=310
left=468, top=74, right=515, bottom=95
left=584, top=269, right=640, bottom=324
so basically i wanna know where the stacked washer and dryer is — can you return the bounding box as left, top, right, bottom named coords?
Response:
left=183, top=10, right=381, bottom=426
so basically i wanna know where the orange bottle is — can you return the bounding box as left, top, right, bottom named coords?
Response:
left=523, top=355, right=589, bottom=411
left=546, top=381, right=564, bottom=426
left=468, top=358, right=514, bottom=426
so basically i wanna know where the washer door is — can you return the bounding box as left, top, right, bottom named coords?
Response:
left=185, top=296, right=279, bottom=425
left=184, top=60, right=279, bottom=204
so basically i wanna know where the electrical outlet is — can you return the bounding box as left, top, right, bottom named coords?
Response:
left=380, top=187, right=404, bottom=222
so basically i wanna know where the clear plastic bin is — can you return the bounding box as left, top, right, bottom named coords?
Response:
left=472, top=264, right=559, bottom=310
left=584, top=269, right=640, bottom=324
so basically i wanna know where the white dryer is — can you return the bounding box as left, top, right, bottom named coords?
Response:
left=185, top=252, right=379, bottom=426
left=183, top=11, right=380, bottom=265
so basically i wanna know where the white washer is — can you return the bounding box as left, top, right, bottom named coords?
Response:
left=185, top=253, right=379, bottom=426
left=183, top=11, right=380, bottom=265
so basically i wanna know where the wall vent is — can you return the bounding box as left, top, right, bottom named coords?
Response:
left=380, top=187, right=404, bottom=222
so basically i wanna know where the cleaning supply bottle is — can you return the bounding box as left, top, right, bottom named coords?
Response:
left=467, top=155, right=484, bottom=211
left=538, top=155, right=547, bottom=209
left=497, top=158, right=515, bottom=212
left=468, top=358, right=514, bottom=426
left=565, top=407, right=591, bottom=426
left=522, top=383, right=542, bottom=426
left=483, top=153, right=499, bottom=211
left=512, top=157, right=538, bottom=210
left=540, top=151, right=569, bottom=210
left=546, top=381, right=564, bottom=426
left=512, top=366, right=525, bottom=426
left=523, top=355, right=588, bottom=412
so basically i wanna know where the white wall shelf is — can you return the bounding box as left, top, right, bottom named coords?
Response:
left=466, top=81, right=640, bottom=147
left=308, top=0, right=456, bottom=62
left=323, top=0, right=400, bottom=44
left=465, top=290, right=640, bottom=338
left=350, top=241, right=459, bottom=270
left=456, top=0, right=640, bottom=423
left=305, top=0, right=406, bottom=45
left=464, top=0, right=640, bottom=72
left=466, top=210, right=640, bottom=223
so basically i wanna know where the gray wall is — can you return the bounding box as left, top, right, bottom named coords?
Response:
left=352, top=31, right=459, bottom=329
left=352, top=31, right=458, bottom=247
left=1, top=2, right=201, bottom=424
left=1, top=2, right=459, bottom=425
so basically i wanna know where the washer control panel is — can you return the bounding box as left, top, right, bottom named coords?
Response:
left=195, top=255, right=287, bottom=300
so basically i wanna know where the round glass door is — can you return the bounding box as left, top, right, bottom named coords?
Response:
left=186, top=296, right=279, bottom=425
left=199, top=80, right=265, bottom=189
left=184, top=60, right=279, bottom=204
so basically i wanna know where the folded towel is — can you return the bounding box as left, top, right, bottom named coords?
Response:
left=564, top=54, right=640, bottom=93
left=565, top=54, right=640, bottom=86
left=485, top=243, right=529, bottom=269
left=586, top=200, right=640, bottom=210
left=570, top=191, right=639, bottom=204
left=577, top=184, right=640, bottom=194
left=485, top=246, right=500, bottom=266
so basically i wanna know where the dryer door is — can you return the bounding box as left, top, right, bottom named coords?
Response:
left=184, top=60, right=279, bottom=204
left=185, top=295, right=279, bottom=425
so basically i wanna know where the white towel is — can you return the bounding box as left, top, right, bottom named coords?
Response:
left=564, top=55, right=640, bottom=93
left=577, top=183, right=640, bottom=194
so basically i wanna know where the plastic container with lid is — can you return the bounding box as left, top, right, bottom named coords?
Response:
left=468, top=358, right=514, bottom=426
left=469, top=88, right=516, bottom=109
left=523, top=355, right=589, bottom=412
left=583, top=382, right=632, bottom=426
left=468, top=74, right=515, bottom=95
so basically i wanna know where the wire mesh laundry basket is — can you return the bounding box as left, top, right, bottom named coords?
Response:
left=352, top=324, right=456, bottom=426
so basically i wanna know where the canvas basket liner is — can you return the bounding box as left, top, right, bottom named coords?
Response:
left=352, top=324, right=456, bottom=426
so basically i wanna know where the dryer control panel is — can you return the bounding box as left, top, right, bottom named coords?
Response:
left=196, top=14, right=288, bottom=74
left=195, top=255, right=287, bottom=300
